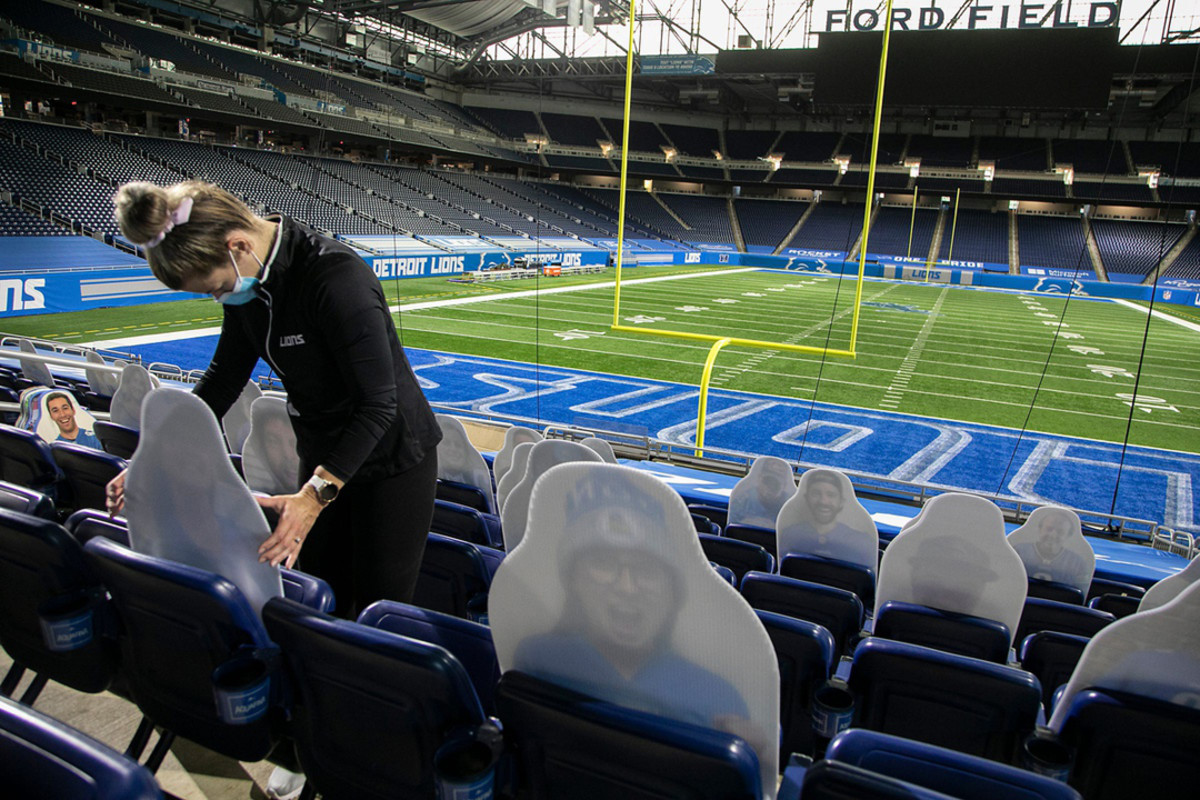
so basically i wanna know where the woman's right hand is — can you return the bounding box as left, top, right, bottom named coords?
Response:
left=106, top=469, right=128, bottom=516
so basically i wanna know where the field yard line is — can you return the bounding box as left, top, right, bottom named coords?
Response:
left=86, top=268, right=757, bottom=348
left=1112, top=298, right=1200, bottom=333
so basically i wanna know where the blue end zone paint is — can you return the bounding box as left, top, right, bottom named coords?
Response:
left=122, top=337, right=1199, bottom=536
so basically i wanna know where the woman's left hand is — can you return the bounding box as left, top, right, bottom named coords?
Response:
left=256, top=491, right=323, bottom=569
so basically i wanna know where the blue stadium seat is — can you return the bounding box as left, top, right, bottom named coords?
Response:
left=1056, top=689, right=1200, bottom=800
left=1085, top=577, right=1145, bottom=603
left=872, top=600, right=1011, bottom=663
left=83, top=537, right=283, bottom=767
left=436, top=477, right=492, bottom=514
left=432, top=498, right=504, bottom=549
left=358, top=599, right=500, bottom=713
left=91, top=421, right=139, bottom=459
left=65, top=509, right=130, bottom=547
left=847, top=637, right=1041, bottom=763
left=741, top=572, right=863, bottom=657
left=780, top=759, right=959, bottom=800
left=0, top=508, right=118, bottom=704
left=687, top=503, right=728, bottom=530
left=1019, top=630, right=1090, bottom=709
left=414, top=532, right=503, bottom=621
left=0, top=696, right=162, bottom=800
left=278, top=568, right=336, bottom=615
left=0, top=424, right=63, bottom=497
left=0, top=479, right=57, bottom=520
left=262, top=596, right=492, bottom=800
left=780, top=554, right=876, bottom=608
left=1087, top=593, right=1140, bottom=618
left=1014, top=597, right=1115, bottom=645
left=692, top=512, right=721, bottom=535
left=755, top=609, right=836, bottom=763
left=1027, top=578, right=1086, bottom=605
left=496, top=669, right=762, bottom=800
left=821, top=729, right=1082, bottom=800
left=49, top=441, right=126, bottom=514
left=712, top=563, right=737, bottom=586
left=724, top=523, right=777, bottom=554
left=698, top=533, right=775, bottom=583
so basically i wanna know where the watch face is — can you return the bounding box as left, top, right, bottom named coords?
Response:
left=317, top=482, right=339, bottom=503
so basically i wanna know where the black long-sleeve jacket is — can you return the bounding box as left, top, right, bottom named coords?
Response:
left=194, top=216, right=441, bottom=483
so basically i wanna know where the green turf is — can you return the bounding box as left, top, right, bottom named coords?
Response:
left=3, top=266, right=1196, bottom=453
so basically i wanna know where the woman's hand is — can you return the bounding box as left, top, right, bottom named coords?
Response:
left=105, top=469, right=128, bottom=517
left=256, top=490, right=323, bottom=569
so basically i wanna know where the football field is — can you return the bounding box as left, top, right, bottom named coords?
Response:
left=4, top=264, right=1198, bottom=455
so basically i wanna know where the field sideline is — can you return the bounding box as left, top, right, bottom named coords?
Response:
left=2, top=265, right=1196, bottom=455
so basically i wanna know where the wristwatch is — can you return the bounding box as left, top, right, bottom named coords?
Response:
left=305, top=475, right=340, bottom=507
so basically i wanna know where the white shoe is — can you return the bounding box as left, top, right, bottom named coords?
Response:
left=266, top=765, right=306, bottom=800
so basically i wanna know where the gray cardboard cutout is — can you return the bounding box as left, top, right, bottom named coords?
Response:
left=242, top=397, right=300, bottom=496
left=1007, top=506, right=1095, bottom=595
left=1049, top=580, right=1200, bottom=730
left=110, top=364, right=157, bottom=430
left=222, top=381, right=262, bottom=456
left=84, top=350, right=119, bottom=397
left=1140, top=556, right=1200, bottom=613
left=500, top=440, right=603, bottom=552
left=727, top=456, right=797, bottom=530
left=436, top=414, right=497, bottom=514
left=124, top=389, right=282, bottom=616
left=776, top=468, right=877, bottom=568
left=493, top=426, right=542, bottom=485
left=496, top=441, right=535, bottom=514
left=490, top=463, right=780, bottom=796
left=17, top=339, right=54, bottom=388
left=581, top=437, right=619, bottom=464
left=875, top=492, right=1028, bottom=644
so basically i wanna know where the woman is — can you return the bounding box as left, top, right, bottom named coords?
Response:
left=108, top=180, right=442, bottom=619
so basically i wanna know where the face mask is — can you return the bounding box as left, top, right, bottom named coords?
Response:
left=215, top=248, right=265, bottom=305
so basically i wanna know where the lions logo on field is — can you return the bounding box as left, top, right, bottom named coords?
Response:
left=1033, top=278, right=1087, bottom=295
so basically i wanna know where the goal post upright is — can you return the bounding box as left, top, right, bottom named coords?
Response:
left=611, top=0, right=637, bottom=328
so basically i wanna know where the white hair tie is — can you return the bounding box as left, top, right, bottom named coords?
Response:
left=146, top=196, right=194, bottom=248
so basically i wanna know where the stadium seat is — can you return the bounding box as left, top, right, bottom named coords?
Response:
left=1086, top=577, right=1145, bottom=604
left=49, top=441, right=126, bottom=514
left=0, top=696, right=162, bottom=800
left=1088, top=593, right=1141, bottom=618
left=692, top=512, right=722, bottom=535
left=727, top=456, right=797, bottom=530
left=779, top=759, right=959, bottom=800
left=0, top=479, right=57, bottom=520
left=724, top=523, right=777, bottom=553
left=780, top=554, right=876, bottom=608
left=688, top=503, right=728, bottom=530
left=91, top=421, right=139, bottom=460
left=777, top=469, right=878, bottom=581
left=1027, top=579, right=1086, bottom=605
left=847, top=637, right=1042, bottom=762
left=1054, top=689, right=1200, bottom=800
left=741, top=572, right=864, bottom=657
left=872, top=600, right=1011, bottom=663
left=875, top=493, right=1027, bottom=650
left=496, top=670, right=762, bottom=800
left=755, top=609, right=836, bottom=763
left=819, top=729, right=1083, bottom=800
left=436, top=413, right=497, bottom=514
left=1014, top=597, right=1116, bottom=646
left=278, top=568, right=336, bottom=615
left=1019, top=630, right=1090, bottom=709
left=0, top=424, right=63, bottom=497
left=0, top=508, right=118, bottom=704
left=358, top=599, right=500, bottom=712
left=413, top=532, right=502, bottom=621
left=431, top=498, right=504, bottom=549
left=64, top=509, right=131, bottom=546
left=83, top=536, right=283, bottom=766
left=263, top=596, right=493, bottom=800
left=712, top=563, right=737, bottom=586
left=699, top=533, right=775, bottom=583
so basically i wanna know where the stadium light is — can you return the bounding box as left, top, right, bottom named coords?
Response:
left=834, top=155, right=850, bottom=174
left=905, top=157, right=921, bottom=178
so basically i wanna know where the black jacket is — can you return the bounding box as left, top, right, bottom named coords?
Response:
left=194, top=216, right=441, bottom=483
